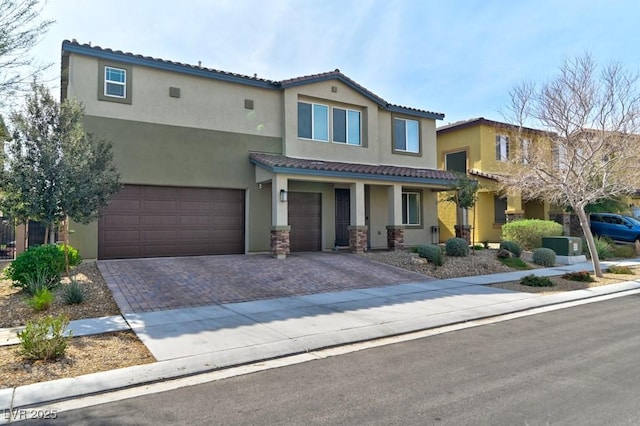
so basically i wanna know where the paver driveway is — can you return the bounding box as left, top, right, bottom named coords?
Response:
left=98, top=252, right=433, bottom=313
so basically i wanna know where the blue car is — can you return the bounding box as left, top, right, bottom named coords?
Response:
left=590, top=213, right=640, bottom=243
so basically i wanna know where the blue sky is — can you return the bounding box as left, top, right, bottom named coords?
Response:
left=32, top=0, right=640, bottom=125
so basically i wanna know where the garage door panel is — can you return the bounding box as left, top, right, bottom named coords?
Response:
left=99, top=185, right=245, bottom=259
left=141, top=215, right=178, bottom=227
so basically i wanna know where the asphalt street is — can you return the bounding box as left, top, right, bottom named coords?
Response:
left=18, top=294, right=640, bottom=425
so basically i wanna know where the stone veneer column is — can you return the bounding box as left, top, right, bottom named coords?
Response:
left=270, top=226, right=291, bottom=259
left=386, top=225, right=405, bottom=251
left=348, top=225, right=368, bottom=254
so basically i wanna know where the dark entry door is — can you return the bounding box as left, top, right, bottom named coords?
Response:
left=335, top=189, right=350, bottom=247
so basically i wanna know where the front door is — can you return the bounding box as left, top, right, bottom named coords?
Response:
left=335, top=189, right=350, bottom=246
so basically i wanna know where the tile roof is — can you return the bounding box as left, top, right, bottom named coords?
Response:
left=62, top=40, right=444, bottom=120
left=468, top=169, right=503, bottom=181
left=249, top=153, right=458, bottom=184
left=437, top=117, right=548, bottom=135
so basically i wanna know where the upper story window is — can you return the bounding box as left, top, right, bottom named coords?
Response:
left=104, top=66, right=126, bottom=98
left=298, top=102, right=329, bottom=141
left=98, top=60, right=132, bottom=105
left=333, top=108, right=361, bottom=145
left=402, top=191, right=421, bottom=225
left=445, top=150, right=467, bottom=173
left=394, top=118, right=419, bottom=153
left=520, top=138, right=530, bottom=164
left=496, top=135, right=509, bottom=161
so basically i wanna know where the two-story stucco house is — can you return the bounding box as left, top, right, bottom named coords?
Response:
left=436, top=117, right=551, bottom=243
left=61, top=40, right=456, bottom=259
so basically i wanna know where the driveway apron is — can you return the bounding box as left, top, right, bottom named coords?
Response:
left=97, top=252, right=433, bottom=313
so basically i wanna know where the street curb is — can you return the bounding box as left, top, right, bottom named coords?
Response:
left=3, top=277, right=640, bottom=412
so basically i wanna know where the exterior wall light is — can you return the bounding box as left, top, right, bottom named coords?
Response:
left=280, top=189, right=288, bottom=202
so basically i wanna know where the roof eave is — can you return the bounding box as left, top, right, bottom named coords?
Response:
left=250, top=159, right=455, bottom=187
left=62, top=41, right=277, bottom=90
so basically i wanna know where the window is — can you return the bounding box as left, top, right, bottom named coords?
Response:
left=445, top=150, right=467, bottom=173
left=496, top=135, right=509, bottom=161
left=520, top=138, right=530, bottom=164
left=333, top=108, right=361, bottom=145
left=104, top=66, right=126, bottom=98
left=402, top=192, right=420, bottom=225
left=98, top=61, right=132, bottom=104
left=494, top=196, right=507, bottom=224
left=298, top=102, right=328, bottom=141
left=394, top=118, right=419, bottom=153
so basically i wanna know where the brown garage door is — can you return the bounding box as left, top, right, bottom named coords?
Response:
left=288, top=192, right=321, bottom=252
left=98, top=185, right=244, bottom=259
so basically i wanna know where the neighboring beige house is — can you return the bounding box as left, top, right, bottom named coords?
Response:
left=62, top=40, right=456, bottom=259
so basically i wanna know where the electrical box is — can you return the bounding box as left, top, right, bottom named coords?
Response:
left=542, top=236, right=582, bottom=256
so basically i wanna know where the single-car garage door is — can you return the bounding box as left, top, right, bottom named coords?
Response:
left=98, top=185, right=244, bottom=259
left=288, top=192, right=322, bottom=252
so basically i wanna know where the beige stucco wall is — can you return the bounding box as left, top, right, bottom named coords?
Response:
left=67, top=55, right=282, bottom=138
left=71, top=116, right=281, bottom=259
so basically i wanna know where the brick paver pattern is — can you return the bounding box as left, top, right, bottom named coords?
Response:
left=98, top=252, right=432, bottom=313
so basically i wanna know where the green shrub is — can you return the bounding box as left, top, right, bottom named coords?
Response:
left=499, top=241, right=522, bottom=258
left=21, top=265, right=60, bottom=296
left=532, top=247, right=556, bottom=266
left=62, top=279, right=87, bottom=305
left=561, top=271, right=595, bottom=282
left=586, top=236, right=614, bottom=260
left=471, top=244, right=484, bottom=251
left=502, top=219, right=563, bottom=250
left=613, top=244, right=636, bottom=259
left=5, top=244, right=81, bottom=290
left=17, top=315, right=71, bottom=361
left=445, top=238, right=469, bottom=257
left=606, top=265, right=634, bottom=274
left=26, top=288, right=54, bottom=311
left=410, top=246, right=420, bottom=254
left=499, top=257, right=531, bottom=270
left=520, top=274, right=554, bottom=287
left=418, top=244, right=444, bottom=266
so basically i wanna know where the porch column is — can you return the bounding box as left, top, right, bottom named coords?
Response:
left=348, top=181, right=367, bottom=253
left=387, top=184, right=405, bottom=251
left=271, top=174, right=290, bottom=259
left=506, top=194, right=524, bottom=222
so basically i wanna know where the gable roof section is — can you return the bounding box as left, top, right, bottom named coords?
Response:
left=62, top=40, right=444, bottom=120
left=249, top=153, right=458, bottom=186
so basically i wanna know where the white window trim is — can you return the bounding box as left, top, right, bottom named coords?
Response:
left=394, top=118, right=420, bottom=153
left=104, top=66, right=126, bottom=99
left=299, top=102, right=329, bottom=142
left=332, top=107, right=361, bottom=146
left=402, top=191, right=421, bottom=226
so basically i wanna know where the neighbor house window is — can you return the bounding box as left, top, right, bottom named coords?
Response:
left=494, top=196, right=507, bottom=224
left=445, top=150, right=467, bottom=173
left=104, top=66, right=126, bottom=98
left=394, top=118, right=419, bottom=153
left=496, top=135, right=509, bottom=161
left=520, top=138, right=530, bottom=164
left=298, top=102, right=329, bottom=141
left=402, top=192, right=421, bottom=225
left=333, top=108, right=361, bottom=145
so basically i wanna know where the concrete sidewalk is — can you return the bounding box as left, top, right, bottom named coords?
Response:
left=3, top=259, right=640, bottom=412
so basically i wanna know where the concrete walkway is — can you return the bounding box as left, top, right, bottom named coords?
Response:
left=3, top=259, right=640, bottom=413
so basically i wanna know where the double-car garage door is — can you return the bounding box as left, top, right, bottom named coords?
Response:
left=98, top=185, right=244, bottom=259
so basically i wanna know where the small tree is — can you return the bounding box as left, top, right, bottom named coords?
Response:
left=0, top=83, right=121, bottom=270
left=500, top=54, right=640, bottom=277
left=445, top=174, right=479, bottom=248
left=0, top=0, right=53, bottom=105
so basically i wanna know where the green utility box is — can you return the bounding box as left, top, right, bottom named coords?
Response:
left=542, top=236, right=582, bottom=256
